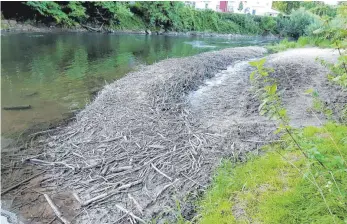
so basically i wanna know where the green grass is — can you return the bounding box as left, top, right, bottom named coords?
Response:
left=197, top=123, right=347, bottom=224
left=267, top=36, right=333, bottom=53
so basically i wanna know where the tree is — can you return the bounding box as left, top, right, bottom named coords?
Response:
left=238, top=1, right=244, bottom=12
left=273, top=1, right=300, bottom=14
left=133, top=1, right=186, bottom=30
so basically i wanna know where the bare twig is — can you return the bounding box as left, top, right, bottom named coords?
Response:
left=128, top=194, right=144, bottom=215
left=151, top=163, right=172, bottom=181
left=115, top=204, right=146, bottom=224
left=44, top=194, right=71, bottom=224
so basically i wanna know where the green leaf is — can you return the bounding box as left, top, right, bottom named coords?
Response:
left=250, top=71, right=257, bottom=81
left=258, top=100, right=268, bottom=112
left=270, top=84, right=277, bottom=95
left=249, top=61, right=259, bottom=67
left=258, top=58, right=266, bottom=66
left=304, top=88, right=314, bottom=94
left=278, top=109, right=287, bottom=117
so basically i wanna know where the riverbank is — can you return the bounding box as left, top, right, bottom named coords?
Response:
left=2, top=46, right=343, bottom=223
left=1, top=31, right=281, bottom=146
left=0, top=19, right=280, bottom=40
left=1, top=46, right=268, bottom=223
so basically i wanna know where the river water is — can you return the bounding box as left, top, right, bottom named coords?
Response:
left=1, top=32, right=278, bottom=136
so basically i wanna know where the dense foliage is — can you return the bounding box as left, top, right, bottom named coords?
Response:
left=276, top=8, right=321, bottom=38
left=1, top=1, right=337, bottom=37
left=269, top=4, right=347, bottom=88
left=273, top=1, right=300, bottom=14
left=317, top=5, right=347, bottom=87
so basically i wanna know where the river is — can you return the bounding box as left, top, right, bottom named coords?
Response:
left=1, top=32, right=278, bottom=137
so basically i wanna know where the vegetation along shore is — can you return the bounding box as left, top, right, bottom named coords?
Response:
left=0, top=1, right=335, bottom=38
left=1, top=1, right=346, bottom=224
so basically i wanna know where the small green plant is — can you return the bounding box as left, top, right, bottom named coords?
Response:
left=249, top=58, right=346, bottom=223
left=308, top=89, right=334, bottom=120
left=316, top=4, right=347, bottom=87
left=195, top=59, right=347, bottom=223
left=197, top=123, right=347, bottom=223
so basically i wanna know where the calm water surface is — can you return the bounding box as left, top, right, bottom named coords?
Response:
left=1, top=32, right=277, bottom=136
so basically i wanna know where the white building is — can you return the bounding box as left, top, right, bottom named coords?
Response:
left=185, top=1, right=280, bottom=17
left=186, top=1, right=220, bottom=11
left=227, top=0, right=279, bottom=16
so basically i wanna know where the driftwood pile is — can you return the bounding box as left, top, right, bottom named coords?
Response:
left=25, top=47, right=268, bottom=223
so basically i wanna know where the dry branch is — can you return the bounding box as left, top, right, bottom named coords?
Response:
left=115, top=204, right=146, bottom=224
left=150, top=163, right=172, bottom=181
left=44, top=194, right=71, bottom=224
left=128, top=193, right=144, bottom=215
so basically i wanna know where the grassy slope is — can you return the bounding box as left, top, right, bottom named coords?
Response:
left=266, top=36, right=333, bottom=53
left=197, top=123, right=347, bottom=224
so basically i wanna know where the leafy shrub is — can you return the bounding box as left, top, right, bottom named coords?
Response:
left=222, top=13, right=261, bottom=34
left=301, top=2, right=337, bottom=17
left=19, top=1, right=335, bottom=37
left=277, top=8, right=320, bottom=38
left=260, top=16, right=277, bottom=33
left=316, top=4, right=347, bottom=88
left=304, top=18, right=323, bottom=36
left=25, top=1, right=73, bottom=26
left=66, top=2, right=87, bottom=23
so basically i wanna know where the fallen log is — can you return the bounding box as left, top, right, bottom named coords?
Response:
left=3, top=105, right=31, bottom=110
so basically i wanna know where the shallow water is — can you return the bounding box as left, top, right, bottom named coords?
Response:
left=1, top=32, right=278, bottom=136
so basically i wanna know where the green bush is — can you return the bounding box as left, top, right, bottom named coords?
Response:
left=222, top=13, right=261, bottom=34
left=305, top=18, right=323, bottom=36
left=19, top=1, right=334, bottom=37
left=275, top=8, right=320, bottom=38
left=260, top=16, right=277, bottom=33
left=286, top=8, right=320, bottom=38
left=25, top=1, right=74, bottom=26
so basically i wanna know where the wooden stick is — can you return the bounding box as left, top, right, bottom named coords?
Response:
left=75, top=191, right=120, bottom=207
left=110, top=166, right=132, bottom=173
left=72, top=192, right=83, bottom=204
left=156, top=179, right=178, bottom=200
left=115, top=204, right=146, bottom=224
left=82, top=193, right=108, bottom=206
left=26, top=159, right=75, bottom=170
left=151, top=163, right=172, bottom=181
left=181, top=173, right=206, bottom=188
left=128, top=194, right=144, bottom=215
left=1, top=171, right=46, bottom=195
left=118, top=180, right=142, bottom=191
left=240, top=139, right=284, bottom=143
left=44, top=194, right=71, bottom=224
left=3, top=105, right=31, bottom=110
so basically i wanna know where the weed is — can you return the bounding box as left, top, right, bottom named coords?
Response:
left=197, top=124, right=347, bottom=223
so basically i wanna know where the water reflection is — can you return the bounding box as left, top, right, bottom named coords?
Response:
left=1, top=32, right=278, bottom=136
